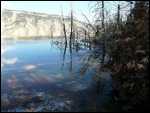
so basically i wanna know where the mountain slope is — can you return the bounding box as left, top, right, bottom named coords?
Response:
left=1, top=9, right=91, bottom=38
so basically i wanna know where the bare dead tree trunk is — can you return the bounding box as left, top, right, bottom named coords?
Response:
left=84, top=30, right=87, bottom=40
left=117, top=4, right=120, bottom=25
left=81, top=12, right=96, bottom=33
left=60, top=6, right=67, bottom=46
left=102, top=1, right=104, bottom=28
left=101, top=1, right=106, bottom=66
left=130, top=1, right=133, bottom=10
left=70, top=3, right=73, bottom=50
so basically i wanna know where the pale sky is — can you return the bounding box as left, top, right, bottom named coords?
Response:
left=1, top=1, right=131, bottom=23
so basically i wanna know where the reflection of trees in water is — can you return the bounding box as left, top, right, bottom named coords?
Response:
left=59, top=39, right=73, bottom=76
left=53, top=36, right=109, bottom=77
left=61, top=42, right=67, bottom=71
left=77, top=48, right=112, bottom=111
left=52, top=36, right=111, bottom=111
left=69, top=43, right=73, bottom=76
left=88, top=71, right=111, bottom=111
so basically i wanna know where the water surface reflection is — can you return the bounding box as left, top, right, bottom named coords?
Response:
left=1, top=38, right=112, bottom=112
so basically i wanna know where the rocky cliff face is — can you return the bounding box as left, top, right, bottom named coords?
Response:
left=1, top=9, right=92, bottom=38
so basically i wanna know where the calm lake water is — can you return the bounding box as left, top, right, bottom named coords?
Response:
left=1, top=38, right=113, bottom=112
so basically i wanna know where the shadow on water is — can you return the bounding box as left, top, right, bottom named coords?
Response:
left=1, top=37, right=120, bottom=112
left=53, top=37, right=119, bottom=112
left=61, top=42, right=67, bottom=72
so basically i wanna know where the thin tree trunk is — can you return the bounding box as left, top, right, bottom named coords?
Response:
left=70, top=3, right=73, bottom=49
left=117, top=4, right=120, bottom=25
left=81, top=12, right=96, bottom=32
left=60, top=6, right=67, bottom=46
left=85, top=30, right=87, bottom=40
left=102, top=1, right=104, bottom=28
left=101, top=1, right=106, bottom=65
